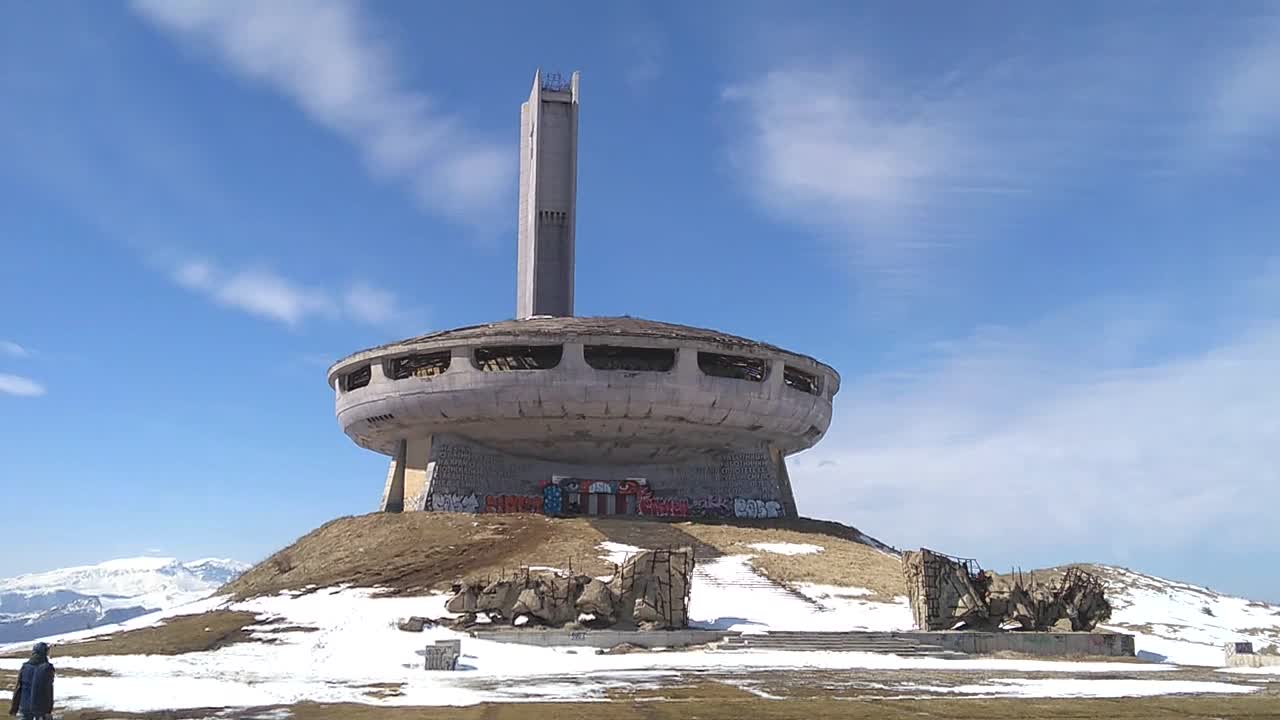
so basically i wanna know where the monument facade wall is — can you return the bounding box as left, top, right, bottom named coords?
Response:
left=394, top=433, right=788, bottom=520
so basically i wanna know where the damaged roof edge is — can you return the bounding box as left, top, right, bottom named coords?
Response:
left=327, top=316, right=840, bottom=388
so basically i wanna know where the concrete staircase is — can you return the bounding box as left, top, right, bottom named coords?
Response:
left=691, top=560, right=831, bottom=613
left=716, top=631, right=963, bottom=657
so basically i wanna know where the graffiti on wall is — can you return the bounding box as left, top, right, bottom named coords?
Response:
left=546, top=477, right=649, bottom=496
left=691, top=495, right=734, bottom=518
left=733, top=497, right=782, bottom=519
left=484, top=494, right=543, bottom=514
left=638, top=496, right=690, bottom=518
left=542, top=484, right=564, bottom=514
left=429, top=492, right=480, bottom=513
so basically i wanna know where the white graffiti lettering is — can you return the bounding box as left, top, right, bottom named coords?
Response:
left=430, top=492, right=480, bottom=513
left=733, top=497, right=782, bottom=519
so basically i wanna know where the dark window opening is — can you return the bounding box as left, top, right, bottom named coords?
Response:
left=387, top=351, right=451, bottom=380
left=366, top=413, right=395, bottom=426
left=340, top=365, right=371, bottom=392
left=584, top=345, right=676, bottom=372
left=803, top=425, right=823, bottom=441
left=784, top=366, right=821, bottom=395
left=474, top=345, right=563, bottom=371
left=697, top=352, right=767, bottom=382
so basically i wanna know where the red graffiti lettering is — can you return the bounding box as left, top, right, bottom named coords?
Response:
left=483, top=495, right=544, bottom=514
left=638, top=496, right=689, bottom=518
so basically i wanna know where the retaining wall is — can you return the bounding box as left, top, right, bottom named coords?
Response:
left=472, top=628, right=732, bottom=649
left=1225, top=642, right=1280, bottom=668
left=900, top=631, right=1135, bottom=657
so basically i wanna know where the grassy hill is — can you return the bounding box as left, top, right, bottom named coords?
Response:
left=223, top=512, right=906, bottom=600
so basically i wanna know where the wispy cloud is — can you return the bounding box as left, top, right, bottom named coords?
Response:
left=622, top=24, right=664, bottom=93
left=792, top=273, right=1280, bottom=564
left=171, top=259, right=400, bottom=328
left=343, top=282, right=396, bottom=325
left=0, top=374, right=46, bottom=398
left=130, top=0, right=511, bottom=226
left=1202, top=14, right=1280, bottom=154
left=1, top=341, right=28, bottom=358
left=723, top=11, right=1280, bottom=289
left=174, top=260, right=333, bottom=326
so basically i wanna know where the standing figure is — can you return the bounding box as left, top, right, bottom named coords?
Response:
left=8, top=642, right=54, bottom=720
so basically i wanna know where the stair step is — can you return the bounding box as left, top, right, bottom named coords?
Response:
left=713, top=631, right=964, bottom=657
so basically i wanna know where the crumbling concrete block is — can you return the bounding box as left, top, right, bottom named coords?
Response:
left=904, top=549, right=1110, bottom=633
left=576, top=578, right=616, bottom=623
left=440, top=548, right=696, bottom=632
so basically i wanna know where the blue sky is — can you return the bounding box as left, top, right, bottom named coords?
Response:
left=2, top=1, right=1278, bottom=601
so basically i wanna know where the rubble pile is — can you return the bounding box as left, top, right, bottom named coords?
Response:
left=903, top=548, right=1111, bottom=632
left=442, top=547, right=694, bottom=631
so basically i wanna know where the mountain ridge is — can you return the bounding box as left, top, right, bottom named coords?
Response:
left=0, top=557, right=248, bottom=644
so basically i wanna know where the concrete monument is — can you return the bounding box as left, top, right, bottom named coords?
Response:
left=328, top=70, right=841, bottom=520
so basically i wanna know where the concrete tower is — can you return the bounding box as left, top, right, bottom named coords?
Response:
left=517, top=69, right=580, bottom=319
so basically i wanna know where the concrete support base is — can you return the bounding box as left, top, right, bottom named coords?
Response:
left=380, top=439, right=408, bottom=513
left=772, top=446, right=798, bottom=519
left=380, top=436, right=433, bottom=513
left=378, top=432, right=799, bottom=520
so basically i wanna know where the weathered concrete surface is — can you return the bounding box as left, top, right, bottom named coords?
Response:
left=900, top=631, right=1134, bottom=658
left=415, top=433, right=787, bottom=517
left=903, top=549, right=1111, bottom=632
left=517, top=69, right=579, bottom=319
left=334, top=70, right=840, bottom=519
left=474, top=628, right=732, bottom=649
left=474, top=629, right=1135, bottom=658
left=446, top=548, right=695, bottom=630
left=331, top=318, right=838, bottom=463
left=1226, top=641, right=1280, bottom=667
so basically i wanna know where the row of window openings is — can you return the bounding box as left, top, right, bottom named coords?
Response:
left=339, top=345, right=823, bottom=396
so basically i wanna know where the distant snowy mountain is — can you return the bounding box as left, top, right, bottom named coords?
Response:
left=0, top=557, right=248, bottom=644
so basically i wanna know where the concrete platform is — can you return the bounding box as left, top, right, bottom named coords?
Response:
left=472, top=628, right=1136, bottom=658
left=472, top=628, right=732, bottom=650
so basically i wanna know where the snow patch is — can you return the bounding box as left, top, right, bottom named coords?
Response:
left=905, top=678, right=1256, bottom=698
left=747, top=542, right=824, bottom=556
left=598, top=542, right=642, bottom=565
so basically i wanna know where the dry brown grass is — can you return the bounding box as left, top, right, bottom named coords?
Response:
left=224, top=513, right=618, bottom=598
left=48, top=689, right=1280, bottom=720
left=222, top=512, right=904, bottom=601
left=1, top=611, right=261, bottom=659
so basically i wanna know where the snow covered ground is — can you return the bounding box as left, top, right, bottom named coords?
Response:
left=747, top=542, right=824, bottom=556
left=688, top=555, right=912, bottom=633
left=1095, top=567, right=1280, bottom=666
left=0, top=586, right=1232, bottom=712
left=0, top=542, right=1269, bottom=711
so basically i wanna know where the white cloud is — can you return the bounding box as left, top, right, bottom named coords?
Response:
left=622, top=24, right=664, bottom=92
left=1, top=341, right=27, bottom=358
left=130, top=0, right=511, bottom=225
left=791, top=289, right=1280, bottom=565
left=722, top=62, right=1035, bottom=285
left=343, top=283, right=396, bottom=325
left=723, top=14, right=1280, bottom=289
left=174, top=260, right=333, bottom=326
left=0, top=374, right=46, bottom=398
left=1204, top=15, right=1280, bottom=151
left=171, top=259, right=400, bottom=328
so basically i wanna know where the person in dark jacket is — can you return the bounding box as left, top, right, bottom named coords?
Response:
left=8, top=642, right=54, bottom=720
